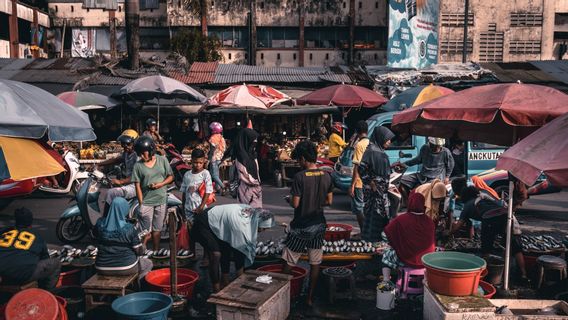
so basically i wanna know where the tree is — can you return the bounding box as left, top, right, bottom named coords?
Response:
left=170, top=29, right=223, bottom=65
left=125, top=0, right=140, bottom=69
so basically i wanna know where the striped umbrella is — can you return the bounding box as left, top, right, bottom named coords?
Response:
left=57, top=91, right=119, bottom=111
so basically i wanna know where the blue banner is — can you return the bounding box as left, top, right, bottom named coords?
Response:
left=387, top=0, right=440, bottom=68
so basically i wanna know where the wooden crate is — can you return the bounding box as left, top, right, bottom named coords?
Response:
left=208, top=270, right=293, bottom=320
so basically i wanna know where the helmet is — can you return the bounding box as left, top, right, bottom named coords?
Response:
left=121, top=129, right=139, bottom=139
left=134, top=136, right=156, bottom=156
left=117, top=134, right=135, bottom=146
left=209, top=122, right=223, bottom=134
left=146, top=118, right=157, bottom=128
left=428, top=137, right=446, bottom=146
left=332, top=122, right=344, bottom=134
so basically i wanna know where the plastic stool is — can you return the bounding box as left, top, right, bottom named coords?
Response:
left=322, top=267, right=356, bottom=303
left=536, top=255, right=567, bottom=289
left=396, top=267, right=425, bottom=298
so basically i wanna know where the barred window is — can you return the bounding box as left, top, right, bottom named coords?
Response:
left=440, top=39, right=473, bottom=54
left=510, top=12, right=543, bottom=27
left=509, top=40, right=541, bottom=54
left=441, top=13, right=474, bottom=27
left=479, top=32, right=504, bottom=62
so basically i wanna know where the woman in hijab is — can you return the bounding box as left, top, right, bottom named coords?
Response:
left=232, top=128, right=263, bottom=208
left=94, top=197, right=153, bottom=280
left=358, top=126, right=395, bottom=242
left=414, top=179, right=447, bottom=222
left=381, top=192, right=435, bottom=282
left=191, top=204, right=274, bottom=292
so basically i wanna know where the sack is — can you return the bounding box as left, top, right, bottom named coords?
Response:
left=198, top=181, right=216, bottom=205
left=177, top=221, right=190, bottom=250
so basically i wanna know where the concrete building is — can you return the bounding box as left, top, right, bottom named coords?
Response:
left=0, top=0, right=50, bottom=58
left=438, top=0, right=566, bottom=63
left=38, top=0, right=568, bottom=65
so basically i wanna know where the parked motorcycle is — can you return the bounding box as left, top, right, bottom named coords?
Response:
left=164, top=143, right=191, bottom=188
left=56, top=171, right=183, bottom=243
left=39, top=149, right=97, bottom=195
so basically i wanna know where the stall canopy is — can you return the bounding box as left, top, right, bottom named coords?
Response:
left=392, top=83, right=568, bottom=146
left=382, top=85, right=454, bottom=112
left=57, top=91, right=119, bottom=111
left=297, top=84, right=387, bottom=108
left=205, top=84, right=294, bottom=111
left=0, top=79, right=96, bottom=142
left=496, top=112, right=568, bottom=187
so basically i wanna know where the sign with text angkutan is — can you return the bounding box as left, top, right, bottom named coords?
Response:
left=387, top=0, right=440, bottom=68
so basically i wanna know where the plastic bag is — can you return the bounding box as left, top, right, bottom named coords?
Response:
left=198, top=181, right=216, bottom=205
left=177, top=221, right=190, bottom=250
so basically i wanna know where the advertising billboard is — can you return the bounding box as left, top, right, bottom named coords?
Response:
left=387, top=0, right=440, bottom=68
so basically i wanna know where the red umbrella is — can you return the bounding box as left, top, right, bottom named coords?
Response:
left=297, top=84, right=387, bottom=108
left=496, top=113, right=568, bottom=187
left=206, top=84, right=292, bottom=110
left=392, top=83, right=568, bottom=146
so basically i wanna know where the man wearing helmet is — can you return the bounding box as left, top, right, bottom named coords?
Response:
left=399, top=137, right=455, bottom=201
left=143, top=118, right=165, bottom=154
left=99, top=130, right=140, bottom=214
left=208, top=122, right=226, bottom=194
left=328, top=122, right=347, bottom=163
left=131, top=136, right=174, bottom=251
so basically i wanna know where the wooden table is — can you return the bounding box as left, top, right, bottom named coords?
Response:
left=208, top=270, right=293, bottom=320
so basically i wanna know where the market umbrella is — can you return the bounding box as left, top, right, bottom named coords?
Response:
left=114, top=75, right=207, bottom=129
left=391, top=83, right=568, bottom=291
left=57, top=91, right=119, bottom=111
left=0, top=79, right=96, bottom=142
left=205, top=84, right=293, bottom=110
left=0, top=136, right=65, bottom=181
left=392, top=83, right=568, bottom=146
left=382, top=85, right=454, bottom=112
left=496, top=112, right=568, bottom=188
left=297, top=84, right=388, bottom=139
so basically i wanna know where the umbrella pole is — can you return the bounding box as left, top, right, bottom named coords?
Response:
left=157, top=94, right=161, bottom=132
left=504, top=180, right=514, bottom=290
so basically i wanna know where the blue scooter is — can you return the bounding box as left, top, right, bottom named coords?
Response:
left=56, top=172, right=183, bottom=243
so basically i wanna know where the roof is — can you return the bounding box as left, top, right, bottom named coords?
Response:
left=527, top=60, right=568, bottom=85
left=167, top=62, right=218, bottom=84
left=481, top=61, right=568, bottom=93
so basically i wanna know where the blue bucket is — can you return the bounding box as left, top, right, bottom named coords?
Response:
left=111, top=292, right=173, bottom=320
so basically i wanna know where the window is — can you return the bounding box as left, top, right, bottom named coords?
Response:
left=441, top=12, right=474, bottom=27
left=228, top=53, right=232, bottom=59
left=354, top=26, right=387, bottom=49
left=381, top=124, right=413, bottom=149
left=260, top=1, right=264, bottom=9
left=245, top=53, right=248, bottom=60
left=293, top=53, right=296, bottom=60
left=55, top=5, right=58, bottom=12
left=257, top=27, right=299, bottom=48
left=119, top=5, right=122, bottom=11
left=139, top=28, right=169, bottom=50
left=261, top=53, right=264, bottom=59
left=343, top=2, right=346, bottom=8
left=374, top=53, right=377, bottom=59
left=358, top=1, right=362, bottom=9
left=342, top=52, right=345, bottom=60
left=325, top=53, right=329, bottom=59
left=277, top=53, right=281, bottom=59
left=17, top=19, right=32, bottom=44
left=208, top=27, right=249, bottom=48
left=440, top=39, right=473, bottom=54
left=375, top=2, right=378, bottom=9
left=309, top=53, right=313, bottom=60
left=305, top=27, right=348, bottom=48
left=71, top=5, right=74, bottom=12
left=358, top=52, right=361, bottom=60
left=509, top=40, right=541, bottom=54
left=510, top=12, right=543, bottom=27
left=479, top=32, right=504, bottom=62
left=471, top=142, right=504, bottom=150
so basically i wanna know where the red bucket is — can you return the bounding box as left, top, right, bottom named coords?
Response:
left=145, top=268, right=199, bottom=299
left=324, top=223, right=353, bottom=242
left=5, top=288, right=60, bottom=320
left=478, top=280, right=496, bottom=299
left=56, top=268, right=82, bottom=287
left=425, top=266, right=483, bottom=296
left=256, top=264, right=307, bottom=299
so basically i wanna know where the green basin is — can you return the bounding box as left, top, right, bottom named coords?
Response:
left=422, top=252, right=486, bottom=272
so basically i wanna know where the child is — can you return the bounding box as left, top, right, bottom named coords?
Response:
left=131, top=136, right=174, bottom=252
left=181, top=148, right=214, bottom=255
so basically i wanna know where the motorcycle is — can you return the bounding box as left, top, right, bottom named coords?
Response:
left=164, top=143, right=191, bottom=188
left=39, top=149, right=97, bottom=195
left=56, top=171, right=183, bottom=244
left=388, top=151, right=412, bottom=213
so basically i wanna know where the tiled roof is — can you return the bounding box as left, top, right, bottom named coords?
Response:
left=167, top=62, right=218, bottom=84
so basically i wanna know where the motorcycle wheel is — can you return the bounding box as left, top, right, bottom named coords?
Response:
left=129, top=203, right=183, bottom=240
left=56, top=216, right=89, bottom=243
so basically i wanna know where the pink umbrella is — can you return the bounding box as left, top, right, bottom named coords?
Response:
left=206, top=84, right=293, bottom=110
left=297, top=84, right=387, bottom=108
left=496, top=113, right=568, bottom=187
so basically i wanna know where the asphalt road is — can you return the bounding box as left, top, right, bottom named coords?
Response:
left=0, top=185, right=567, bottom=247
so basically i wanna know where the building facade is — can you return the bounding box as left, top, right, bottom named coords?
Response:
left=17, top=0, right=568, bottom=65
left=0, top=0, right=50, bottom=58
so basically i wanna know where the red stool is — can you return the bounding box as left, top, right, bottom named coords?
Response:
left=396, top=267, right=425, bottom=299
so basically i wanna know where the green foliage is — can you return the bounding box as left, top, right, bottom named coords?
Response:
left=170, top=28, right=223, bottom=64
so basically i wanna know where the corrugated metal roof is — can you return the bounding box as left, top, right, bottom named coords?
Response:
left=0, top=58, right=35, bottom=70
left=529, top=60, right=568, bottom=85
left=190, top=62, right=218, bottom=73
left=10, top=70, right=82, bottom=83
left=481, top=62, right=561, bottom=83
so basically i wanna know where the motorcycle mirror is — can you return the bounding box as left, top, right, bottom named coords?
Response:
left=399, top=151, right=412, bottom=159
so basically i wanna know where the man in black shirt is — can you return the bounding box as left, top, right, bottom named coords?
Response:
left=449, top=186, right=527, bottom=281
left=0, top=208, right=61, bottom=291
left=282, top=140, right=333, bottom=307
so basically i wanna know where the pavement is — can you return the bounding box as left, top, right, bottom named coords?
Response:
left=0, top=185, right=567, bottom=319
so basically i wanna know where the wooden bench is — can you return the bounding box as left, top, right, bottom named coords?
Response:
left=82, top=273, right=138, bottom=312
left=0, top=279, right=38, bottom=294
